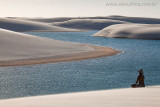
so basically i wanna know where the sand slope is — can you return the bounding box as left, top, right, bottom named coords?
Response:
left=0, top=86, right=159, bottom=107
left=0, top=18, right=79, bottom=32
left=105, top=15, right=160, bottom=24
left=15, top=16, right=160, bottom=24
left=0, top=28, right=119, bottom=66
left=53, top=19, right=128, bottom=30
left=94, top=23, right=160, bottom=40
left=9, top=17, right=73, bottom=23
left=0, top=28, right=93, bottom=61
left=5, top=16, right=160, bottom=31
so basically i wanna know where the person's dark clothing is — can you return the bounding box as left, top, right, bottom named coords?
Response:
left=136, top=74, right=145, bottom=87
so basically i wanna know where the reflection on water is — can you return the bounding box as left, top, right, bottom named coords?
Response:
left=0, top=31, right=160, bottom=99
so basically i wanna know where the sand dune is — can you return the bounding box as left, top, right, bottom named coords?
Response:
left=6, top=16, right=160, bottom=31
left=9, top=17, right=73, bottom=23
left=10, top=17, right=116, bottom=23
left=0, top=86, right=159, bottom=107
left=0, top=18, right=79, bottom=32
left=94, top=23, right=160, bottom=40
left=18, top=16, right=160, bottom=24
left=53, top=19, right=128, bottom=30
left=105, top=15, right=160, bottom=24
left=0, top=28, right=119, bottom=66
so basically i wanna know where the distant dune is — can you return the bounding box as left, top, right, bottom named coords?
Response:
left=53, top=19, right=128, bottom=30
left=0, top=28, right=119, bottom=66
left=0, top=18, right=79, bottom=32
left=94, top=23, right=160, bottom=40
left=10, top=17, right=73, bottom=23
left=16, top=15, right=160, bottom=24
left=105, top=15, right=160, bottom=24
left=2, top=16, right=160, bottom=39
left=7, top=16, right=160, bottom=31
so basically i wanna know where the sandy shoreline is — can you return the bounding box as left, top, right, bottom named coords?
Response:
left=0, top=86, right=160, bottom=107
left=0, top=28, right=120, bottom=67
left=0, top=45, right=120, bottom=67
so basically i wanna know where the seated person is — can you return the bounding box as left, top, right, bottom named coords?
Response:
left=131, top=69, right=145, bottom=88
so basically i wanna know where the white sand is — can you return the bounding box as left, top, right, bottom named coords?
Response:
left=0, top=28, right=93, bottom=61
left=0, top=86, right=159, bottom=107
left=6, top=16, right=160, bottom=31
left=15, top=16, right=160, bottom=24
left=94, top=23, right=160, bottom=39
left=53, top=19, right=128, bottom=30
left=0, top=18, right=79, bottom=32
left=0, top=28, right=119, bottom=66
left=105, top=15, right=160, bottom=24
left=13, top=17, right=73, bottom=23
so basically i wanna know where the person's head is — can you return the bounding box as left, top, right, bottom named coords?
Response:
left=138, top=69, right=143, bottom=75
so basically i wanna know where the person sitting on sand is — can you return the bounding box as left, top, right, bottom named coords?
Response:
left=131, top=69, right=145, bottom=88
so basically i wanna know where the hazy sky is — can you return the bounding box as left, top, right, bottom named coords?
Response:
left=0, top=0, right=159, bottom=18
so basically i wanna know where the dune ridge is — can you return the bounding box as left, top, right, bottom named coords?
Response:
left=94, top=23, right=160, bottom=40
left=6, top=16, right=160, bottom=32
left=14, top=16, right=160, bottom=24
left=53, top=19, right=128, bottom=30
left=15, top=17, right=73, bottom=23
left=105, top=15, right=160, bottom=24
left=0, top=18, right=80, bottom=32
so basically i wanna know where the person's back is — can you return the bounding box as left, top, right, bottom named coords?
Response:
left=136, top=74, right=145, bottom=86
left=131, top=69, right=145, bottom=88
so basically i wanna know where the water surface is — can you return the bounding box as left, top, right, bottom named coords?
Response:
left=0, top=31, right=160, bottom=99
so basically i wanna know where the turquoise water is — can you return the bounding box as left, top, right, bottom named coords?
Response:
left=0, top=31, right=160, bottom=99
